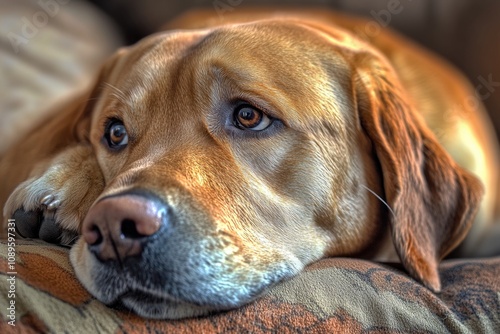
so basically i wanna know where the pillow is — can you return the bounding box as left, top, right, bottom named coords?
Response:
left=1, top=239, right=499, bottom=333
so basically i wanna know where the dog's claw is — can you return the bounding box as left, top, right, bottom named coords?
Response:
left=41, top=194, right=55, bottom=205
left=46, top=199, right=61, bottom=210
left=40, top=194, right=61, bottom=210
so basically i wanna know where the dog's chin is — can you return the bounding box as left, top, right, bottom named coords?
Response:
left=117, top=290, right=212, bottom=319
left=70, top=238, right=286, bottom=319
left=70, top=241, right=210, bottom=319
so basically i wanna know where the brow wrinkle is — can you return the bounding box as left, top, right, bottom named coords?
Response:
left=361, top=184, right=395, bottom=218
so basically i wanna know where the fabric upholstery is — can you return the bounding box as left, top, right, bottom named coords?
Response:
left=1, top=240, right=498, bottom=333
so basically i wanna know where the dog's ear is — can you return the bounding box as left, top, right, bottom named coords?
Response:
left=354, top=54, right=484, bottom=292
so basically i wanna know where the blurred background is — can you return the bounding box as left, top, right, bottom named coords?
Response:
left=1, top=0, right=499, bottom=151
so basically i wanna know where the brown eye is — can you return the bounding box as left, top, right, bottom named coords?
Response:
left=233, top=105, right=272, bottom=131
left=104, top=119, right=128, bottom=150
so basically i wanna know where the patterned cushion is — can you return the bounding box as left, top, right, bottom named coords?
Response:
left=1, top=240, right=498, bottom=333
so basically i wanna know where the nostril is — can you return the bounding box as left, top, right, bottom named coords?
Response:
left=85, top=224, right=103, bottom=246
left=92, top=225, right=104, bottom=245
left=121, top=219, right=145, bottom=239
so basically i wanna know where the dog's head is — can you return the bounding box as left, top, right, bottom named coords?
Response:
left=69, top=20, right=483, bottom=319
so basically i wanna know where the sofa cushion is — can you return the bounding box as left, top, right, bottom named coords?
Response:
left=1, top=240, right=499, bottom=333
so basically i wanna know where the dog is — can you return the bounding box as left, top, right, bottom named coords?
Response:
left=1, top=8, right=499, bottom=319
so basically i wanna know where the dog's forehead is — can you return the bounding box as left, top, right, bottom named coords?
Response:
left=118, top=21, right=353, bottom=119
left=126, top=21, right=350, bottom=80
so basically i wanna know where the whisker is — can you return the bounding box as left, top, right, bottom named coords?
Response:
left=361, top=184, right=395, bottom=218
left=102, top=82, right=136, bottom=111
left=102, top=82, right=128, bottom=102
left=74, top=82, right=126, bottom=111
left=61, top=233, right=79, bottom=247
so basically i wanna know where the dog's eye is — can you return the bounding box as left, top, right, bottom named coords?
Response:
left=233, top=104, right=272, bottom=131
left=104, top=119, right=128, bottom=150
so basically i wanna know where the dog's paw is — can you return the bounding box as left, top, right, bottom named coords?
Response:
left=12, top=208, right=64, bottom=245
left=3, top=146, right=104, bottom=246
left=7, top=185, right=75, bottom=245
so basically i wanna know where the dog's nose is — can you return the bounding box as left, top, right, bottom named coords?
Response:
left=82, top=193, right=166, bottom=261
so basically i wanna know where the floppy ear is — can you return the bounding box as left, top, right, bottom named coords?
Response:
left=354, top=54, right=484, bottom=292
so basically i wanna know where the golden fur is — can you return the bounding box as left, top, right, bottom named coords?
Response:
left=1, top=9, right=499, bottom=319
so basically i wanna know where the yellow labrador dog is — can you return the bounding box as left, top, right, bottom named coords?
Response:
left=1, top=9, right=499, bottom=319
